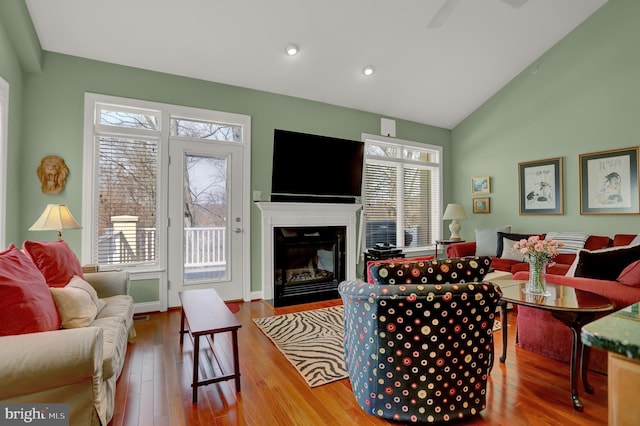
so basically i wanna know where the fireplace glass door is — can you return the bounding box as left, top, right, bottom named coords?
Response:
left=273, top=226, right=345, bottom=306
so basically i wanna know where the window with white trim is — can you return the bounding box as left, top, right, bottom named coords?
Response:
left=90, top=102, right=162, bottom=267
left=83, top=94, right=247, bottom=272
left=362, top=134, right=442, bottom=250
left=0, top=77, right=8, bottom=248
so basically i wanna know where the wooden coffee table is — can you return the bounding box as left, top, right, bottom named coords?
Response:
left=179, top=288, right=242, bottom=403
left=495, top=280, right=613, bottom=411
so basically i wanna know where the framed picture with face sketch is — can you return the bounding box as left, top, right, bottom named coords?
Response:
left=579, top=147, right=639, bottom=215
left=518, top=157, right=563, bottom=215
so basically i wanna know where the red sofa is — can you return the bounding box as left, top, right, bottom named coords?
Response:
left=446, top=234, right=612, bottom=275
left=448, top=233, right=640, bottom=374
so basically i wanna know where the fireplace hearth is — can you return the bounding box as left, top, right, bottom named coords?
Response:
left=256, top=202, right=361, bottom=306
left=274, top=226, right=345, bottom=306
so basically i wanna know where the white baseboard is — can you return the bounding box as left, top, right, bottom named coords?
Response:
left=134, top=301, right=163, bottom=313
left=134, top=291, right=264, bottom=313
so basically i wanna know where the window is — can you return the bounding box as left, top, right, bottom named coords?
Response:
left=362, top=134, right=442, bottom=250
left=83, top=94, right=249, bottom=274
left=0, top=77, right=8, bottom=248
left=86, top=100, right=162, bottom=268
left=170, top=116, right=242, bottom=141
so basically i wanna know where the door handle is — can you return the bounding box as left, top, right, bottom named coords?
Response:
left=234, top=228, right=243, bottom=233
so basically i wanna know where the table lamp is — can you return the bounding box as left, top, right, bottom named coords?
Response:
left=29, top=204, right=82, bottom=240
left=442, top=203, right=467, bottom=241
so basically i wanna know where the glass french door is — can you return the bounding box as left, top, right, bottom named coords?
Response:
left=167, top=138, right=245, bottom=305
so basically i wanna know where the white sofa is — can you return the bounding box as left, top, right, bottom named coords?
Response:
left=0, top=271, right=134, bottom=426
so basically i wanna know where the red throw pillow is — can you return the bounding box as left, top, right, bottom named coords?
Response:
left=0, top=244, right=61, bottom=336
left=23, top=240, right=83, bottom=287
left=617, top=260, right=640, bottom=287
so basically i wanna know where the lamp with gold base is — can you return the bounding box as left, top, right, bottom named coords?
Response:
left=29, top=204, right=82, bottom=240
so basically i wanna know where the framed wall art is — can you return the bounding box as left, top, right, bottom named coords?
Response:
left=472, top=197, right=490, bottom=214
left=471, top=176, right=490, bottom=194
left=579, top=147, right=639, bottom=215
left=518, top=157, right=563, bottom=215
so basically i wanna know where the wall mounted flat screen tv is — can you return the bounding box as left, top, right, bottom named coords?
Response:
left=271, top=129, right=364, bottom=203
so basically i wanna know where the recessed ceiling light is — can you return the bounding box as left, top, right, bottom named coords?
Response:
left=363, top=65, right=374, bottom=76
left=285, top=44, right=299, bottom=56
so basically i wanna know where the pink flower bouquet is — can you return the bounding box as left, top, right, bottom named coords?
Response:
left=513, top=235, right=564, bottom=264
left=513, top=236, right=564, bottom=295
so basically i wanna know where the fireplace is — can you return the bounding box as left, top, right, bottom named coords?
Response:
left=274, top=226, right=345, bottom=306
left=256, top=202, right=361, bottom=306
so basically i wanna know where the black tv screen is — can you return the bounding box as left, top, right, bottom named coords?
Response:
left=271, top=129, right=364, bottom=203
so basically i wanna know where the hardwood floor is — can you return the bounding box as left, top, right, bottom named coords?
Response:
left=109, top=300, right=608, bottom=425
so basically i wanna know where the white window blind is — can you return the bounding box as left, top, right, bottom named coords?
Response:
left=363, top=135, right=441, bottom=250
left=92, top=104, right=161, bottom=267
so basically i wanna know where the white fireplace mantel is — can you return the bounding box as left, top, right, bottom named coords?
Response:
left=256, top=202, right=362, bottom=301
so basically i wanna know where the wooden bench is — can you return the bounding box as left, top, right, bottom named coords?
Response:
left=179, top=288, right=242, bottom=403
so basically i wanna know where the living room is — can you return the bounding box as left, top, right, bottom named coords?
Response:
left=2, top=0, right=639, bottom=301
left=1, top=0, right=639, bottom=424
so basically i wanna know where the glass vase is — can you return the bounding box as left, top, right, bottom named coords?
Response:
left=525, top=258, right=550, bottom=296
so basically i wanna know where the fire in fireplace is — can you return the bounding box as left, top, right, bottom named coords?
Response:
left=273, top=226, right=346, bottom=306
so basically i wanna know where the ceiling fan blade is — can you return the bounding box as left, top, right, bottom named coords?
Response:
left=427, top=0, right=462, bottom=29
left=500, top=0, right=529, bottom=9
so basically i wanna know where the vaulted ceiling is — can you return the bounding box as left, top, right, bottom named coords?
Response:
left=25, top=0, right=608, bottom=129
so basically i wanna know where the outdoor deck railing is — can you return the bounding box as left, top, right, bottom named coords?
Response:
left=99, top=226, right=226, bottom=267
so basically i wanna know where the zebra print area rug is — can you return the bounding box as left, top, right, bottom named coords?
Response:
left=253, top=305, right=502, bottom=388
left=253, top=305, right=347, bottom=387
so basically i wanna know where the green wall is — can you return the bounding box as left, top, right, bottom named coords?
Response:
left=0, top=2, right=26, bottom=249
left=5, top=0, right=639, bottom=303
left=452, top=0, right=640, bottom=240
left=0, top=5, right=450, bottom=301
left=129, top=278, right=160, bottom=304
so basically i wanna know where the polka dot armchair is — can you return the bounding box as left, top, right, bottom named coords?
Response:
left=338, top=256, right=502, bottom=423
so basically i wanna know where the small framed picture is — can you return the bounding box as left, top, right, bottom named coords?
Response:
left=473, top=197, right=490, bottom=214
left=518, top=157, right=564, bottom=215
left=579, top=147, right=639, bottom=215
left=471, top=176, right=491, bottom=194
